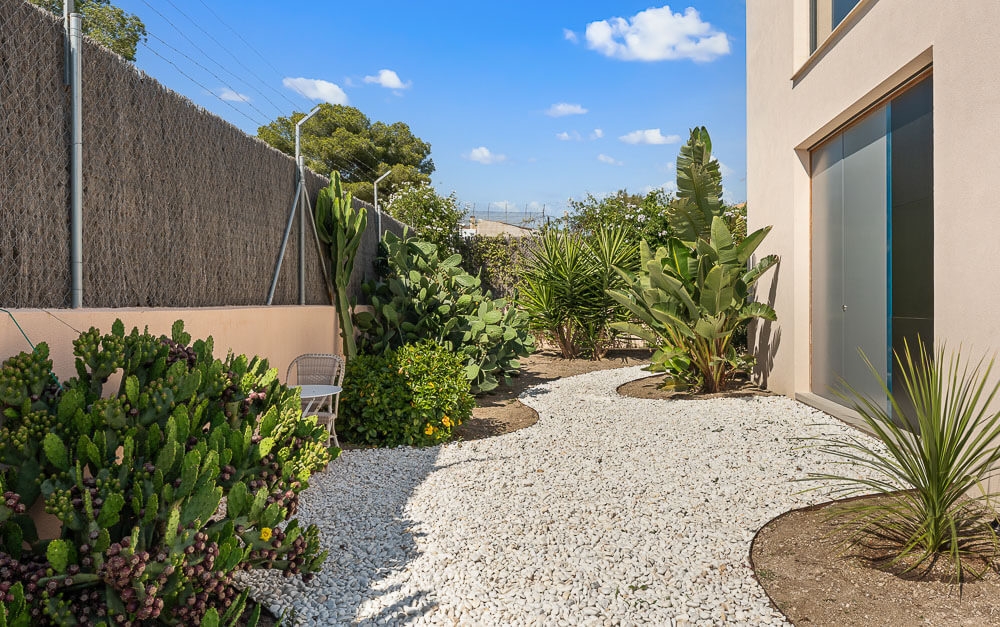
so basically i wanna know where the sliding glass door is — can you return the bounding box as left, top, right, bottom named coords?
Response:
left=812, top=109, right=889, bottom=409
left=811, top=76, right=933, bottom=416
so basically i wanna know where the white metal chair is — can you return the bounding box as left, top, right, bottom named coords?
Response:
left=286, top=354, right=345, bottom=448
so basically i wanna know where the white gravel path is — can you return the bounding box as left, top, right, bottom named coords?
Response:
left=241, top=366, right=876, bottom=626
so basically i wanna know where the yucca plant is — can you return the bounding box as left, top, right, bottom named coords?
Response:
left=808, top=340, right=1000, bottom=581
left=518, top=226, right=637, bottom=359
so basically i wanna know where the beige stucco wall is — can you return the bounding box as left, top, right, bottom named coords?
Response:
left=0, top=307, right=340, bottom=384
left=747, top=0, right=1000, bottom=397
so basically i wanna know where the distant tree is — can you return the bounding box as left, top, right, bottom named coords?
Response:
left=29, top=0, right=146, bottom=61
left=384, top=184, right=464, bottom=254
left=258, top=104, right=434, bottom=203
left=569, top=188, right=747, bottom=250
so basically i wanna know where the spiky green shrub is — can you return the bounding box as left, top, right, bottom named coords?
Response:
left=518, top=226, right=638, bottom=360
left=339, top=341, right=474, bottom=447
left=807, top=341, right=1000, bottom=581
left=0, top=321, right=333, bottom=626
left=356, top=231, right=534, bottom=393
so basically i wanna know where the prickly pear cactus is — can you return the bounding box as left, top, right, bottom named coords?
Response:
left=357, top=230, right=534, bottom=393
left=0, top=320, right=333, bottom=626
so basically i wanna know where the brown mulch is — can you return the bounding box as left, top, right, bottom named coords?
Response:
left=751, top=495, right=1000, bottom=626
left=616, top=372, right=773, bottom=400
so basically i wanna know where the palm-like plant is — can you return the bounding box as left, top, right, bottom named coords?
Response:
left=608, top=216, right=777, bottom=391
left=604, top=127, right=778, bottom=392
left=808, top=340, right=1000, bottom=581
left=518, top=227, right=637, bottom=359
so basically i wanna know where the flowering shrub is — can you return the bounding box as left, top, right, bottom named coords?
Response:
left=569, top=189, right=675, bottom=249
left=0, top=321, right=332, bottom=626
left=384, top=183, right=465, bottom=254
left=339, top=341, right=474, bottom=447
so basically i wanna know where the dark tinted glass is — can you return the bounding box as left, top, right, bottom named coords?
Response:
left=833, top=0, right=862, bottom=27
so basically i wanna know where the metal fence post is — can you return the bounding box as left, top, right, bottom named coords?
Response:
left=69, top=10, right=83, bottom=308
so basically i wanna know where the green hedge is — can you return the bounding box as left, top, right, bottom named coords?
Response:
left=339, top=341, right=474, bottom=447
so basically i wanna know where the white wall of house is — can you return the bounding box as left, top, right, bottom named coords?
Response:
left=747, top=0, right=1000, bottom=399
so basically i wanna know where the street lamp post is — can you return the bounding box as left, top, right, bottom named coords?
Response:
left=373, top=170, right=391, bottom=236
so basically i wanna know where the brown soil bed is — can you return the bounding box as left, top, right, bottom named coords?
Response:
left=752, top=496, right=1000, bottom=626
left=617, top=372, right=773, bottom=400
left=453, top=348, right=652, bottom=441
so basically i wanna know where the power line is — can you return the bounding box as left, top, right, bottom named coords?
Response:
left=160, top=0, right=301, bottom=114
left=195, top=0, right=289, bottom=90
left=138, top=42, right=268, bottom=128
left=137, top=0, right=282, bottom=124
left=137, top=0, right=396, bottom=184
left=143, top=31, right=275, bottom=127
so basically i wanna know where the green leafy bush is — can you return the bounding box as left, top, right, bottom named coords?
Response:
left=569, top=189, right=676, bottom=249
left=807, top=341, right=1000, bottom=582
left=339, top=341, right=474, bottom=447
left=0, top=320, right=332, bottom=626
left=455, top=234, right=526, bottom=299
left=518, top=226, right=638, bottom=359
left=384, top=183, right=465, bottom=254
left=356, top=231, right=534, bottom=393
left=608, top=127, right=778, bottom=391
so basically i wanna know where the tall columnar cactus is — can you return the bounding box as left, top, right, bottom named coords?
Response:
left=315, top=172, right=367, bottom=359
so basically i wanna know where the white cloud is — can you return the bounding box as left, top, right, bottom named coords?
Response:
left=363, top=69, right=412, bottom=90
left=465, top=146, right=507, bottom=165
left=546, top=102, right=588, bottom=117
left=282, top=77, right=348, bottom=104
left=563, top=28, right=578, bottom=43
left=619, top=128, right=681, bottom=145
left=645, top=181, right=679, bottom=195
left=719, top=161, right=736, bottom=179
left=585, top=5, right=730, bottom=62
left=218, top=87, right=250, bottom=102
left=591, top=128, right=604, bottom=139
left=597, top=153, right=623, bottom=166
left=556, top=131, right=582, bottom=141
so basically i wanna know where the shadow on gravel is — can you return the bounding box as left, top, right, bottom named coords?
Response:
left=289, top=446, right=444, bottom=624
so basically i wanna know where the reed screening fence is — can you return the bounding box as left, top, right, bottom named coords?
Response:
left=0, top=0, right=402, bottom=309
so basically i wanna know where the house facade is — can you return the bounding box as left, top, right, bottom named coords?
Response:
left=747, top=1, right=1000, bottom=424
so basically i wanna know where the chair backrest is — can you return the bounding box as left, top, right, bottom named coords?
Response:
left=286, top=354, right=345, bottom=387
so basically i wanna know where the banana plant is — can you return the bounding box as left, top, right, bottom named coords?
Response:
left=609, top=216, right=778, bottom=392
left=315, top=172, right=367, bottom=359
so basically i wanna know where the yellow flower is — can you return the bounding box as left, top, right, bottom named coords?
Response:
left=424, top=424, right=434, bottom=435
left=442, top=416, right=452, bottom=428
left=259, top=527, right=272, bottom=542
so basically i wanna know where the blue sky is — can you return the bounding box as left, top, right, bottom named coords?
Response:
left=116, top=1, right=747, bottom=217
